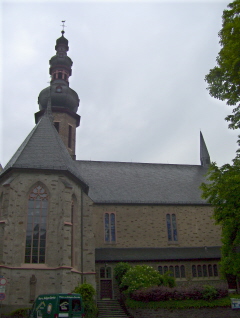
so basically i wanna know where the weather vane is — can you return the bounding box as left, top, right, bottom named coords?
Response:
left=61, top=20, right=66, bottom=34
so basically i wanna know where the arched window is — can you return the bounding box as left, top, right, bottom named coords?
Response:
left=175, top=265, right=180, bottom=278
left=180, top=265, right=186, bottom=278
left=158, top=266, right=163, bottom=275
left=25, top=185, right=48, bottom=264
left=169, top=266, right=174, bottom=277
left=104, top=213, right=116, bottom=243
left=166, top=214, right=178, bottom=241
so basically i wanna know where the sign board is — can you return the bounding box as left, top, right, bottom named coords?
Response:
left=231, top=298, right=240, bottom=309
left=0, top=293, right=5, bottom=301
left=0, top=286, right=5, bottom=293
left=0, top=278, right=7, bottom=285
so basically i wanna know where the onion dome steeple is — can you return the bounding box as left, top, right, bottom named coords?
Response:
left=38, top=30, right=79, bottom=113
left=35, top=25, right=80, bottom=160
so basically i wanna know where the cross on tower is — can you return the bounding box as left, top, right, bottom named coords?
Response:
left=61, top=20, right=66, bottom=34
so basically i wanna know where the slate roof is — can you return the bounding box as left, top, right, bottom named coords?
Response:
left=95, top=247, right=221, bottom=262
left=75, top=160, right=209, bottom=204
left=1, top=113, right=88, bottom=191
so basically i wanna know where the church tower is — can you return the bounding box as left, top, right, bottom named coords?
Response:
left=35, top=29, right=80, bottom=159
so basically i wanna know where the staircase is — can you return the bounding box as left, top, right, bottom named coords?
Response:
left=97, top=300, right=130, bottom=318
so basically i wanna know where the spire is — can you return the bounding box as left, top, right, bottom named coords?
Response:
left=37, top=27, right=79, bottom=114
left=200, top=132, right=210, bottom=167
left=36, top=26, right=81, bottom=160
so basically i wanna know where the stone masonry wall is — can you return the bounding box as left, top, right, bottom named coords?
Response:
left=0, top=170, right=95, bottom=307
left=52, top=112, right=77, bottom=157
left=93, top=204, right=221, bottom=248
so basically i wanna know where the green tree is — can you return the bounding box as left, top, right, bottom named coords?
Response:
left=205, top=0, right=240, bottom=129
left=200, top=158, right=240, bottom=278
left=120, top=265, right=175, bottom=295
left=114, top=262, right=132, bottom=286
left=73, top=283, right=98, bottom=318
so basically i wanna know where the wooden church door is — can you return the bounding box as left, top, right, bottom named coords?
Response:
left=100, top=266, right=113, bottom=299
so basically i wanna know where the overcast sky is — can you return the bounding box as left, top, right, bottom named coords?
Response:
left=1, top=0, right=239, bottom=168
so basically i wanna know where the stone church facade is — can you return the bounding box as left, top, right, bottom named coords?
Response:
left=0, top=31, right=223, bottom=309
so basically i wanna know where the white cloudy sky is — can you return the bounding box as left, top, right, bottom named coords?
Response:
left=1, top=0, right=239, bottom=168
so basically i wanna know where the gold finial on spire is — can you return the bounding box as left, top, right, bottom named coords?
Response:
left=61, top=20, right=66, bottom=35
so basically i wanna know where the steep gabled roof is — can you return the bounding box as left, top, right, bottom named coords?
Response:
left=1, top=114, right=88, bottom=191
left=75, top=160, right=209, bottom=204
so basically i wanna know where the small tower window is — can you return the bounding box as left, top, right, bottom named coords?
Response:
left=54, top=122, right=60, bottom=132
left=58, top=72, right=63, bottom=79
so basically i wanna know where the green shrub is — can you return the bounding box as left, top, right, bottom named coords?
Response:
left=73, top=283, right=96, bottom=302
left=202, top=285, right=218, bottom=301
left=9, top=308, right=30, bottom=317
left=162, top=271, right=176, bottom=288
left=73, top=283, right=98, bottom=318
left=82, top=300, right=98, bottom=318
left=120, top=265, right=162, bottom=295
left=114, top=262, right=132, bottom=286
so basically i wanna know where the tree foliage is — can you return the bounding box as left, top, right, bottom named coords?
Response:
left=200, top=158, right=240, bottom=277
left=205, top=0, right=240, bottom=129
left=120, top=265, right=175, bottom=295
left=114, top=262, right=132, bottom=286
left=73, top=283, right=96, bottom=302
left=73, top=283, right=98, bottom=318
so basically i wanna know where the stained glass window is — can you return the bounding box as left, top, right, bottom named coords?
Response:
left=208, top=264, right=213, bottom=277
left=213, top=264, right=218, bottom=277
left=169, top=266, right=174, bottom=277
left=197, top=265, right=202, bottom=277
left=180, top=265, right=185, bottom=278
left=192, top=265, right=197, bottom=277
left=192, top=264, right=218, bottom=278
left=166, top=214, right=178, bottom=241
left=175, top=265, right=180, bottom=278
left=166, top=214, right=172, bottom=241
left=203, top=265, right=208, bottom=277
left=104, top=213, right=116, bottom=243
left=158, top=266, right=163, bottom=275
left=25, top=185, right=48, bottom=264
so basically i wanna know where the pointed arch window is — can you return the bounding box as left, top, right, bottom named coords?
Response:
left=166, top=214, right=178, bottom=242
left=104, top=213, right=116, bottom=243
left=25, top=185, right=48, bottom=264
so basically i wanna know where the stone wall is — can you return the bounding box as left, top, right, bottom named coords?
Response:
left=93, top=204, right=221, bottom=249
left=0, top=170, right=95, bottom=307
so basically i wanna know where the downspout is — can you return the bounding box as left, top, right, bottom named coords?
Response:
left=81, top=188, right=84, bottom=284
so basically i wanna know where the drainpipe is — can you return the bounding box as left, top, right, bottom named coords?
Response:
left=81, top=188, right=84, bottom=284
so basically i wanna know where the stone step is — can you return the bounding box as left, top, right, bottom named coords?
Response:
left=97, top=300, right=129, bottom=318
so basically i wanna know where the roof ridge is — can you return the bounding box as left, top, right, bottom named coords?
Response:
left=76, top=159, right=203, bottom=168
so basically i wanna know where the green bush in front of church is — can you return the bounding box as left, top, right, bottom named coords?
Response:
left=73, top=283, right=98, bottom=318
left=120, top=264, right=175, bottom=295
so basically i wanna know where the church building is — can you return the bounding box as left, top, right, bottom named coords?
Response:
left=0, top=31, right=223, bottom=309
